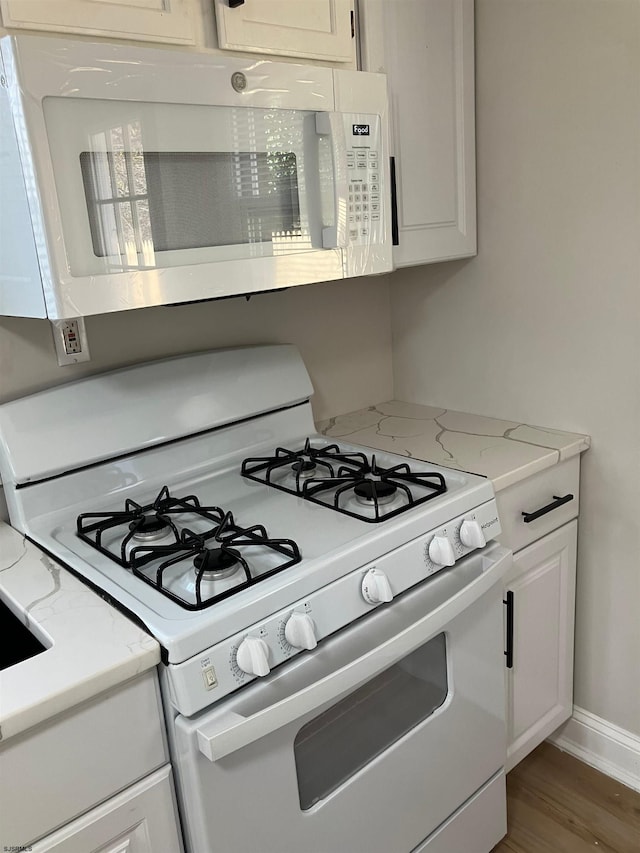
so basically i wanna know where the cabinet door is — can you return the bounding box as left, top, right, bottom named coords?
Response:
left=359, top=0, right=476, bottom=266
left=505, top=521, right=577, bottom=772
left=31, top=767, right=183, bottom=853
left=213, top=0, right=354, bottom=62
left=0, top=0, right=195, bottom=45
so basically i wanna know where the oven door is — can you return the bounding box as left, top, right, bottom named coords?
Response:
left=171, top=544, right=510, bottom=853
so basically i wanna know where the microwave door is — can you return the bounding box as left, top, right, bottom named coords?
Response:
left=45, top=99, right=332, bottom=271
left=39, top=97, right=347, bottom=312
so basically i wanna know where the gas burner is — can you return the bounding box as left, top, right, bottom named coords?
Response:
left=129, top=513, right=173, bottom=542
left=193, top=547, right=241, bottom=579
left=291, top=459, right=317, bottom=477
left=354, top=479, right=398, bottom=506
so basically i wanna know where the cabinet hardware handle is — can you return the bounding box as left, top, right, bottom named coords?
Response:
left=504, top=590, right=514, bottom=669
left=228, top=0, right=245, bottom=7
left=390, top=156, right=399, bottom=246
left=521, top=493, right=574, bottom=524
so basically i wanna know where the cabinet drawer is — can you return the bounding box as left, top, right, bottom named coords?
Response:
left=496, top=457, right=580, bottom=552
left=0, top=671, right=167, bottom=847
left=31, top=766, right=182, bottom=853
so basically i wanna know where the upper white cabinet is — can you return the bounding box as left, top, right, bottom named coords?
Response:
left=0, top=0, right=196, bottom=45
left=359, top=0, right=476, bottom=266
left=213, top=0, right=354, bottom=62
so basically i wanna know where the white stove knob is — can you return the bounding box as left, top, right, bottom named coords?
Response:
left=459, top=519, right=486, bottom=550
left=428, top=535, right=456, bottom=567
left=362, top=568, right=393, bottom=604
left=236, top=636, right=270, bottom=677
left=284, top=612, right=317, bottom=650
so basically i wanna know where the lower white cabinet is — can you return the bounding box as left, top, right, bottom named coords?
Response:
left=31, top=766, right=182, bottom=853
left=504, top=520, right=578, bottom=772
left=496, top=455, right=582, bottom=771
left=0, top=671, right=182, bottom=851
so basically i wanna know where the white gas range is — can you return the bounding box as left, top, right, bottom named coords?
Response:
left=0, top=346, right=510, bottom=853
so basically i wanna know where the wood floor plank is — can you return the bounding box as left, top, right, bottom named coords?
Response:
left=516, top=743, right=640, bottom=829
left=511, top=765, right=638, bottom=848
left=492, top=743, right=640, bottom=853
left=505, top=782, right=622, bottom=852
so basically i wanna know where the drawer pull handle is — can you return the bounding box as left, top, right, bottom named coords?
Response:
left=503, top=591, right=514, bottom=669
left=521, top=493, right=574, bottom=524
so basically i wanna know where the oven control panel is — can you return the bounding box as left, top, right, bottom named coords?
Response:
left=166, top=500, right=501, bottom=716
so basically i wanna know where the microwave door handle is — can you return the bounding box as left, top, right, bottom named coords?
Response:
left=195, top=546, right=511, bottom=762
left=315, top=112, right=348, bottom=249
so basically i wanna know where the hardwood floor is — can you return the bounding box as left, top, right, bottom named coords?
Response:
left=492, top=743, right=640, bottom=853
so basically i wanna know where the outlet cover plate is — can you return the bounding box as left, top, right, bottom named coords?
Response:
left=51, top=318, right=91, bottom=366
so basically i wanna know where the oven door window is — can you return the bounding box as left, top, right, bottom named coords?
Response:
left=294, top=632, right=448, bottom=810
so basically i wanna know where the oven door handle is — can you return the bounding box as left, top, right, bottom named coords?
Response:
left=196, top=546, right=511, bottom=762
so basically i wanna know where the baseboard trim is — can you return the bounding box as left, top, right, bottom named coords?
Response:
left=548, top=706, right=640, bottom=792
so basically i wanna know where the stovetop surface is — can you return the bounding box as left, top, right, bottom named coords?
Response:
left=21, top=423, right=494, bottom=663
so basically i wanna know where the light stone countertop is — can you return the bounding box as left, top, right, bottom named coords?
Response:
left=0, top=521, right=159, bottom=743
left=317, top=401, right=590, bottom=491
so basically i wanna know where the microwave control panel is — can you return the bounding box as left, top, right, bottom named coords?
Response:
left=344, top=115, right=383, bottom=246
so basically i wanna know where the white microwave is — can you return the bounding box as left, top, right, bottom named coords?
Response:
left=0, top=36, right=392, bottom=319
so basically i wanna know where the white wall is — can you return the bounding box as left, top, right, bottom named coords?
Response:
left=392, top=0, right=640, bottom=735
left=0, top=276, right=393, bottom=421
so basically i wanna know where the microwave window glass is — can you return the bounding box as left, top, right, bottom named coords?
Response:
left=80, top=150, right=301, bottom=264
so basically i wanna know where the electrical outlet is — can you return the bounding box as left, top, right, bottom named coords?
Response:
left=51, top=318, right=91, bottom=366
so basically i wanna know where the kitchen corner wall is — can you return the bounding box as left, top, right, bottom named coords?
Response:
left=391, top=0, right=640, bottom=735
left=0, top=276, right=392, bottom=421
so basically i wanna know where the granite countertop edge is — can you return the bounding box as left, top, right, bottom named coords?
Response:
left=316, top=401, right=591, bottom=491
left=0, top=522, right=160, bottom=743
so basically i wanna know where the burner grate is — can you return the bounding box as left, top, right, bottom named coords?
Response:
left=242, top=442, right=448, bottom=522
left=242, top=438, right=370, bottom=491
left=76, top=485, right=225, bottom=567
left=302, top=457, right=447, bottom=521
left=76, top=487, right=302, bottom=609
left=128, top=511, right=301, bottom=610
